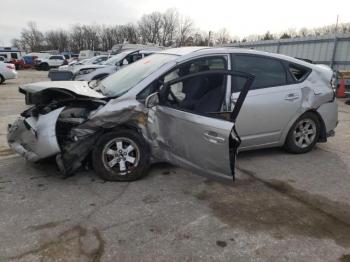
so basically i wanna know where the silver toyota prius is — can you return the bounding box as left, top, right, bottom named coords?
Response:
left=7, top=47, right=338, bottom=181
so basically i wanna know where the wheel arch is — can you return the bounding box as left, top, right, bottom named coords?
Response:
left=282, top=109, right=327, bottom=145
left=0, top=73, right=5, bottom=84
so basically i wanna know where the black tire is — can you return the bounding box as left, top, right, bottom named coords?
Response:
left=42, top=63, right=50, bottom=71
left=0, top=75, right=4, bottom=84
left=284, top=112, right=321, bottom=154
left=92, top=130, right=150, bottom=181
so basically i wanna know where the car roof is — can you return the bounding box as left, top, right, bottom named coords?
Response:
left=160, top=47, right=210, bottom=56
left=161, top=46, right=316, bottom=68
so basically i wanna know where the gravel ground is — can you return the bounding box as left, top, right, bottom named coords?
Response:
left=0, top=70, right=350, bottom=262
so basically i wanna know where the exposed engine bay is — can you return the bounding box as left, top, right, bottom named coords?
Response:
left=8, top=85, right=109, bottom=174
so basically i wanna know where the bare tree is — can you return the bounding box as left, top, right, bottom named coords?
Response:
left=11, top=38, right=24, bottom=50
left=138, top=12, right=162, bottom=44
left=70, top=25, right=85, bottom=51
left=177, top=16, right=193, bottom=46
left=161, top=8, right=178, bottom=46
left=81, top=25, right=100, bottom=50
left=215, top=28, right=231, bottom=45
left=20, top=21, right=44, bottom=51
left=120, top=23, right=138, bottom=44
left=192, top=29, right=209, bottom=46
left=45, top=30, right=69, bottom=51
left=299, top=27, right=310, bottom=37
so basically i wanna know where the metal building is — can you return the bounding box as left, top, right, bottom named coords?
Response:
left=224, top=33, right=350, bottom=70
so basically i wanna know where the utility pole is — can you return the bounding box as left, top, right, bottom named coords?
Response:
left=330, top=15, right=339, bottom=69
left=208, top=31, right=213, bottom=47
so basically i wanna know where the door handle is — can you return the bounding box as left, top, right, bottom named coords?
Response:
left=284, top=93, right=299, bottom=101
left=203, top=132, right=225, bottom=144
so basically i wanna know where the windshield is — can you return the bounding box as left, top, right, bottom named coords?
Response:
left=103, top=52, right=130, bottom=66
left=98, top=54, right=177, bottom=97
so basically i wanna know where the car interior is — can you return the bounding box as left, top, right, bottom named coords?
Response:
left=161, top=57, right=227, bottom=115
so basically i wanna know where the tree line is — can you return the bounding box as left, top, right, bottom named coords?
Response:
left=11, top=8, right=350, bottom=52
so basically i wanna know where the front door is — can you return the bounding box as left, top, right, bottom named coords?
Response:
left=148, top=69, right=254, bottom=179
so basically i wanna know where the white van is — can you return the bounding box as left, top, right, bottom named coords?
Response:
left=78, top=50, right=96, bottom=60
left=0, top=47, right=23, bottom=63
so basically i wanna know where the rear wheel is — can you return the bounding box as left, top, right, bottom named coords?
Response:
left=0, top=75, right=5, bottom=84
left=92, top=130, right=150, bottom=181
left=285, top=112, right=320, bottom=154
left=41, top=63, right=49, bottom=71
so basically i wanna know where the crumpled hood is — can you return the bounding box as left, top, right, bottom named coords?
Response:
left=19, top=81, right=106, bottom=99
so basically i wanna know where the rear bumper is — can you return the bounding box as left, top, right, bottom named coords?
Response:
left=317, top=99, right=338, bottom=134
left=2, top=70, right=17, bottom=80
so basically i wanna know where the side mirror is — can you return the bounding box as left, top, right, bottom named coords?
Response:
left=122, top=59, right=129, bottom=65
left=145, top=92, right=159, bottom=108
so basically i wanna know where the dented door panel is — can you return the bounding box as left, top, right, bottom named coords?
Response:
left=152, top=105, right=235, bottom=178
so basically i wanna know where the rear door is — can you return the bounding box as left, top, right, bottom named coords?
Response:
left=49, top=56, right=59, bottom=66
left=230, top=54, right=302, bottom=149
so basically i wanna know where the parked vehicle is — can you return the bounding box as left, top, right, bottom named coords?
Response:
left=73, top=50, right=154, bottom=81
left=7, top=47, right=338, bottom=182
left=0, top=47, right=24, bottom=69
left=35, top=55, right=68, bottom=71
left=0, top=62, right=17, bottom=84
left=78, top=50, right=106, bottom=61
left=59, top=55, right=109, bottom=71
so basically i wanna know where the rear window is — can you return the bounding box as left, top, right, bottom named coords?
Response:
left=232, top=55, right=287, bottom=92
left=11, top=53, right=18, bottom=59
left=289, top=64, right=310, bottom=81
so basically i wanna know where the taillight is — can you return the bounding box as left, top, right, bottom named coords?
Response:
left=331, top=71, right=337, bottom=90
left=6, top=64, right=15, bottom=70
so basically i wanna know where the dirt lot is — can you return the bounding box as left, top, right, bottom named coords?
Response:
left=1, top=70, right=350, bottom=262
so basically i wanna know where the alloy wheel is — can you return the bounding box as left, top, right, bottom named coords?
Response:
left=293, top=118, right=317, bottom=149
left=102, top=137, right=140, bottom=175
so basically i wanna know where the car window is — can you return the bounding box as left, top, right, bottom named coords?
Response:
left=289, top=64, right=310, bottom=81
left=11, top=53, right=18, bottom=59
left=161, top=71, right=227, bottom=114
left=232, top=55, right=287, bottom=92
left=164, top=56, right=227, bottom=82
left=49, top=56, right=56, bottom=60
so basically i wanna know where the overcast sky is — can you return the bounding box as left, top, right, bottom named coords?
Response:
left=1, top=0, right=350, bottom=46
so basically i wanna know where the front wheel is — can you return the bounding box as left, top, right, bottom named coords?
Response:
left=284, top=112, right=320, bottom=154
left=92, top=130, right=150, bottom=181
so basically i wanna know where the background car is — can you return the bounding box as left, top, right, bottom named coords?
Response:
left=0, top=62, right=17, bottom=84
left=34, top=55, right=68, bottom=70
left=0, top=49, right=24, bottom=70
left=73, top=49, right=156, bottom=81
left=59, top=55, right=109, bottom=71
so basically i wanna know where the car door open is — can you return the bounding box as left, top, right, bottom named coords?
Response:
left=148, top=70, right=254, bottom=180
